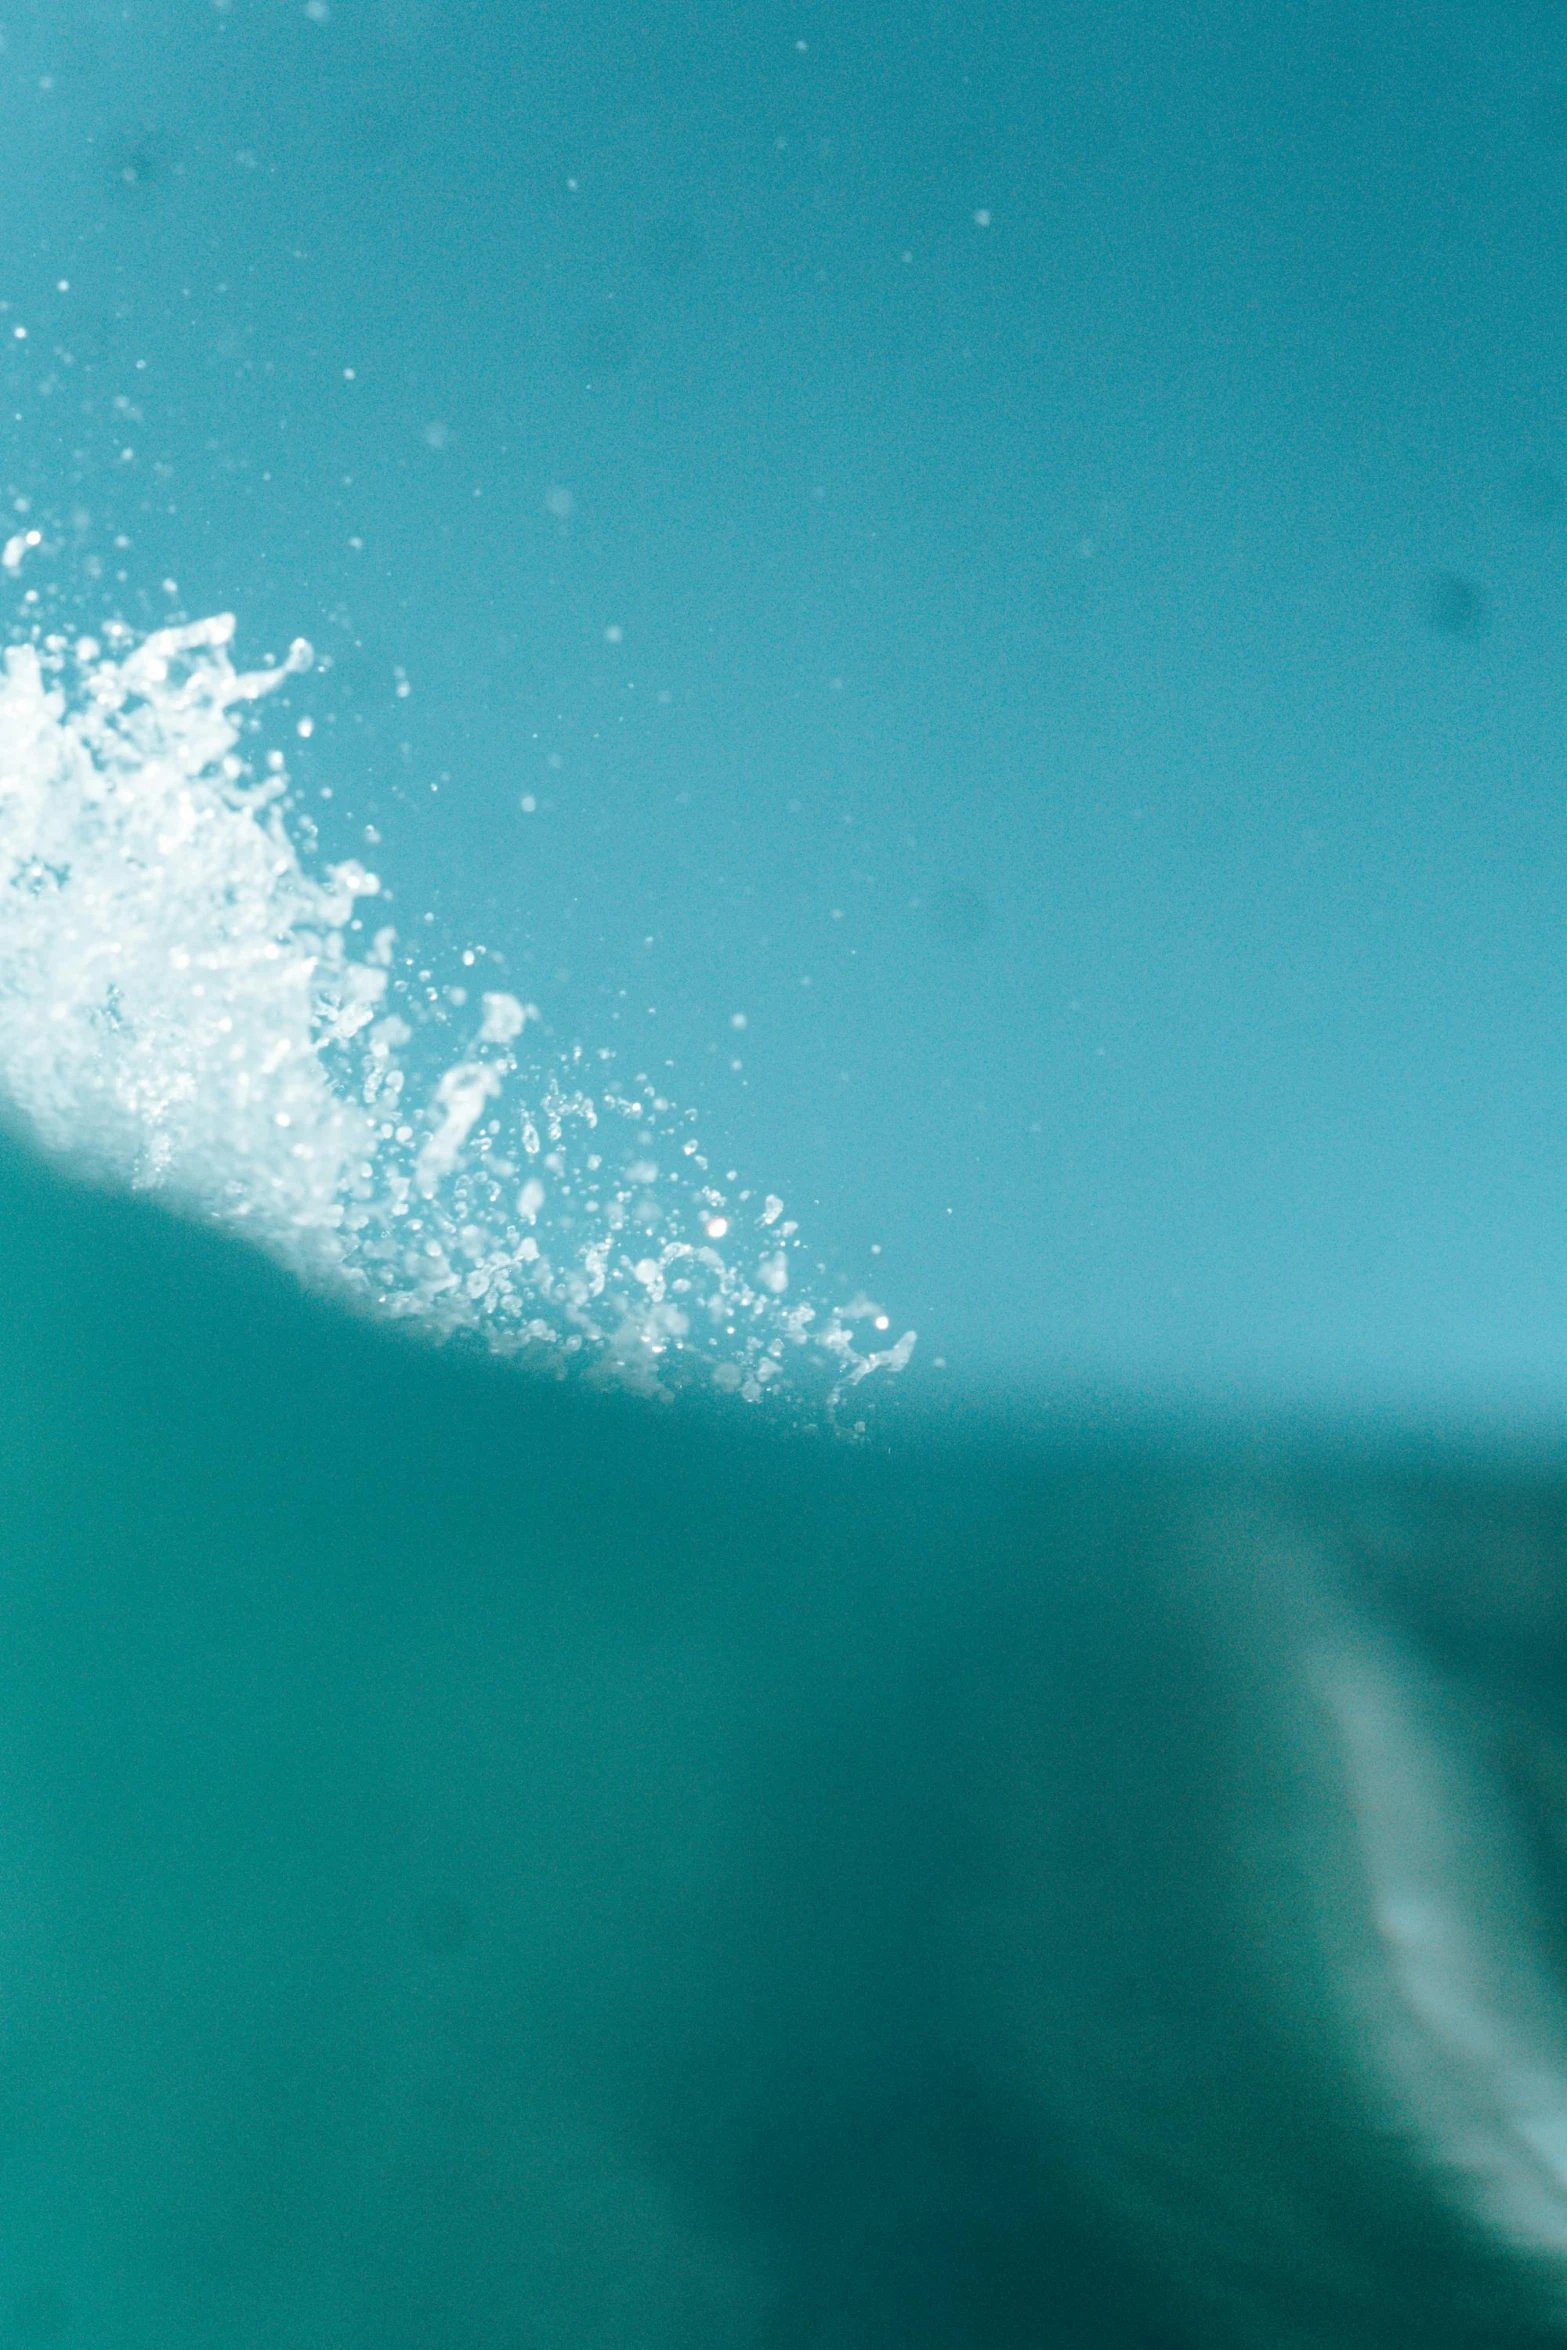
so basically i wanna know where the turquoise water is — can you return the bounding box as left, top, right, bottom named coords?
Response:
left=6, top=1129, right=1567, bottom=2346
left=7, top=2, right=1567, bottom=2342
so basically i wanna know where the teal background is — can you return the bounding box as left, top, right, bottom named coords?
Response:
left=4, top=0, right=1567, bottom=1405
left=10, top=18, right=1567, bottom=2336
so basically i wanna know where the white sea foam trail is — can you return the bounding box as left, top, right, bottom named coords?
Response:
left=0, top=614, right=913, bottom=1404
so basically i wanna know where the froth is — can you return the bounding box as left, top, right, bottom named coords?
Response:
left=0, top=615, right=914, bottom=1406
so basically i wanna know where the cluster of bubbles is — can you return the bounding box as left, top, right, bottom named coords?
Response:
left=0, top=613, right=914, bottom=1407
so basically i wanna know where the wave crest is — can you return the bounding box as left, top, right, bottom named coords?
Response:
left=0, top=614, right=913, bottom=1405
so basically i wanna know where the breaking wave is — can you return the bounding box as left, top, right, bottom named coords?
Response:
left=0, top=612, right=914, bottom=1407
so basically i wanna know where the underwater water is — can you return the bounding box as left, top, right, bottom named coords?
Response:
left=7, top=1130, right=1567, bottom=2349
left=6, top=0, right=1567, bottom=2343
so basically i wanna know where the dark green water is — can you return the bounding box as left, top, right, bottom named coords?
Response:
left=6, top=1126, right=1567, bottom=2348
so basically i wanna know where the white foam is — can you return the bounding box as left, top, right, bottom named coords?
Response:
left=0, top=613, right=913, bottom=1406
